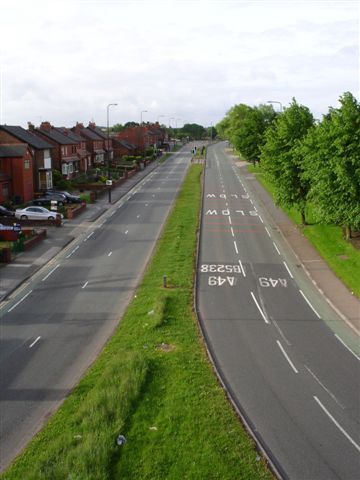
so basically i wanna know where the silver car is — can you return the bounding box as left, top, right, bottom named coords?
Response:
left=15, top=206, right=63, bottom=221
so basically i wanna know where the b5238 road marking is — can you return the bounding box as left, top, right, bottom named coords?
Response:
left=201, top=264, right=243, bottom=274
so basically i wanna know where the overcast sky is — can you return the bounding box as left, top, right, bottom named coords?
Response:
left=0, top=0, right=358, bottom=129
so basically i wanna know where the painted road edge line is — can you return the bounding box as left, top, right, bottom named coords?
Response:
left=334, top=334, right=360, bottom=361
left=42, top=264, right=60, bottom=282
left=299, top=289, right=321, bottom=319
left=7, top=290, right=33, bottom=313
left=314, top=396, right=360, bottom=453
left=250, top=291, right=269, bottom=324
left=283, top=261, right=294, bottom=279
left=276, top=340, right=298, bottom=373
left=29, top=336, right=41, bottom=348
left=233, top=240, right=238, bottom=254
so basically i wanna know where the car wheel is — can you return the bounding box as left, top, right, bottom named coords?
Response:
left=48, top=216, right=55, bottom=221
left=20, top=215, right=28, bottom=220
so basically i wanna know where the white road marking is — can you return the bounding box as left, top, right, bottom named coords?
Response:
left=238, top=259, right=246, bottom=277
left=250, top=199, right=253, bottom=205
left=228, top=216, right=232, bottom=225
left=230, top=227, right=234, bottom=237
left=233, top=240, right=238, bottom=254
left=305, top=365, right=345, bottom=409
left=66, top=246, right=79, bottom=259
left=277, top=340, right=298, bottom=373
left=98, top=222, right=105, bottom=228
left=299, top=290, right=321, bottom=318
left=265, top=227, right=271, bottom=237
left=8, top=290, right=33, bottom=313
left=145, top=203, right=148, bottom=206
left=334, top=334, right=360, bottom=361
left=125, top=230, right=128, bottom=234
left=283, top=261, right=294, bottom=278
left=85, top=231, right=94, bottom=241
left=7, top=263, right=32, bottom=268
left=137, top=215, right=140, bottom=219
left=250, top=291, right=269, bottom=324
left=82, top=281, right=88, bottom=289
left=273, top=320, right=291, bottom=346
left=314, top=396, right=360, bottom=452
left=42, top=264, right=60, bottom=281
left=258, top=215, right=264, bottom=223
left=273, top=242, right=281, bottom=255
left=108, top=251, right=112, bottom=257
left=109, top=210, right=115, bottom=217
left=29, top=336, right=41, bottom=348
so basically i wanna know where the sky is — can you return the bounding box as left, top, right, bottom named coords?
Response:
left=0, top=0, right=359, bottom=129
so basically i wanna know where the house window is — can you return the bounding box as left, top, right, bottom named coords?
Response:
left=61, top=146, right=66, bottom=156
left=62, top=163, right=68, bottom=175
left=68, top=163, right=73, bottom=173
left=39, top=171, right=53, bottom=190
left=24, top=159, right=30, bottom=169
left=72, top=145, right=77, bottom=154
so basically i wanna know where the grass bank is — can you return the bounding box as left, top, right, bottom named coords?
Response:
left=248, top=164, right=360, bottom=298
left=2, top=164, right=272, bottom=480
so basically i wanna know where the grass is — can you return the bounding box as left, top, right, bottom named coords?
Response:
left=247, top=164, right=360, bottom=297
left=2, top=164, right=273, bottom=480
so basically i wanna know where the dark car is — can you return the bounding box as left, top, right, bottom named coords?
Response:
left=33, top=192, right=67, bottom=207
left=46, top=190, right=82, bottom=204
left=0, top=205, right=15, bottom=217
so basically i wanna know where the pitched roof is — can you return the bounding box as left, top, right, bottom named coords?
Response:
left=78, top=127, right=104, bottom=141
left=0, top=125, right=53, bottom=149
left=36, top=127, right=77, bottom=145
left=0, top=144, right=28, bottom=157
left=88, top=125, right=107, bottom=139
left=57, top=127, right=83, bottom=143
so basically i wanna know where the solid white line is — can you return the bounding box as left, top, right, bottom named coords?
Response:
left=277, top=340, right=298, bottom=373
left=233, top=240, right=238, bottom=254
left=82, top=281, right=88, bottom=289
left=305, top=365, right=345, bottom=409
left=265, top=227, right=271, bottom=238
left=230, top=227, right=234, bottom=237
left=334, top=334, right=360, bottom=361
left=250, top=291, right=269, bottom=324
left=85, top=231, right=94, bottom=241
left=273, top=242, right=281, bottom=255
left=238, top=259, right=246, bottom=277
left=250, top=199, right=253, bottom=205
left=299, top=290, right=321, bottom=319
left=228, top=216, right=232, bottom=225
left=66, top=246, right=79, bottom=259
left=42, top=264, right=60, bottom=281
left=258, top=215, right=264, bottom=224
left=108, top=251, right=112, bottom=257
left=137, top=215, right=140, bottom=218
left=8, top=290, right=33, bottom=313
left=283, top=261, right=294, bottom=279
left=29, top=336, right=41, bottom=348
left=314, top=396, right=360, bottom=453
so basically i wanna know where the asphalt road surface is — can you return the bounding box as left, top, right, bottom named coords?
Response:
left=0, top=148, right=191, bottom=471
left=197, top=143, right=360, bottom=480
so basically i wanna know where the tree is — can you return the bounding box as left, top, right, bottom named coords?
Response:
left=260, top=98, right=314, bottom=224
left=301, top=92, right=360, bottom=239
left=111, top=123, right=125, bottom=133
left=182, top=123, right=206, bottom=140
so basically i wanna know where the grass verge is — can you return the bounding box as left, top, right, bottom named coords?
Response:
left=248, top=164, right=360, bottom=297
left=2, top=165, right=273, bottom=480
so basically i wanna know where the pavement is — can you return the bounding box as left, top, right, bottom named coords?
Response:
left=1, top=155, right=359, bottom=335
left=0, top=160, right=160, bottom=303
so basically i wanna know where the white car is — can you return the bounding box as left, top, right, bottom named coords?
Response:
left=15, top=206, right=63, bottom=221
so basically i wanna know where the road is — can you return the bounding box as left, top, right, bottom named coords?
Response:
left=196, top=142, right=360, bottom=480
left=0, top=148, right=190, bottom=471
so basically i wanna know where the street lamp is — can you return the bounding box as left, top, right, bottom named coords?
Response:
left=175, top=118, right=182, bottom=128
left=107, top=103, right=118, bottom=203
left=157, top=114, right=168, bottom=124
left=267, top=100, right=283, bottom=112
left=169, top=117, right=175, bottom=128
left=140, top=110, right=148, bottom=125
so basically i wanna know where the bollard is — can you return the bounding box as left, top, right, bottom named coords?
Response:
left=163, top=275, right=167, bottom=288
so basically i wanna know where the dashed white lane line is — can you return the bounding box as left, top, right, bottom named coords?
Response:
left=29, top=336, right=41, bottom=348
left=42, top=264, right=60, bottom=281
left=228, top=216, right=232, bottom=225
left=125, top=230, right=128, bottom=235
left=66, top=246, right=79, bottom=259
left=98, top=222, right=105, bottom=228
left=273, top=242, right=281, bottom=255
left=334, top=334, right=360, bottom=361
left=145, top=203, right=148, bottom=206
left=277, top=340, right=298, bottom=373
left=250, top=291, right=269, bottom=324
left=305, top=365, right=345, bottom=409
left=233, top=240, right=238, bottom=254
left=265, top=227, right=271, bottom=238
left=137, top=215, right=140, bottom=219
left=258, top=215, right=264, bottom=224
left=8, top=290, right=33, bottom=313
left=283, top=261, right=294, bottom=279
left=230, top=227, right=234, bottom=237
left=314, top=396, right=360, bottom=453
left=238, top=259, right=246, bottom=277
left=299, top=290, right=321, bottom=319
left=108, top=251, right=113, bottom=257
left=82, top=281, right=88, bottom=289
left=84, top=232, right=94, bottom=241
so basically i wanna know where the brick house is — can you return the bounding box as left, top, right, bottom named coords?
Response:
left=112, top=138, right=138, bottom=161
left=57, top=127, right=91, bottom=172
left=0, top=124, right=53, bottom=192
left=72, top=122, right=105, bottom=166
left=0, top=144, right=34, bottom=204
left=33, top=122, right=80, bottom=179
left=115, top=123, right=166, bottom=153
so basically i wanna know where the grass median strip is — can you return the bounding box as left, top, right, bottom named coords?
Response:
left=2, top=164, right=273, bottom=480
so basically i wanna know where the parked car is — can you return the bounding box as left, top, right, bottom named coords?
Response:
left=15, top=206, right=63, bottom=221
left=0, top=205, right=15, bottom=217
left=33, top=192, right=67, bottom=207
left=47, top=190, right=82, bottom=204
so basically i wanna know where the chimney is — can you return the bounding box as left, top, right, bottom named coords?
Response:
left=27, top=122, right=35, bottom=132
left=88, top=121, right=96, bottom=129
left=40, top=121, right=51, bottom=131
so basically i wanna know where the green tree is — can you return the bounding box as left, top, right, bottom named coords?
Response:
left=260, top=98, right=314, bottom=224
left=182, top=123, right=206, bottom=140
left=301, top=92, right=360, bottom=239
left=111, top=123, right=125, bottom=133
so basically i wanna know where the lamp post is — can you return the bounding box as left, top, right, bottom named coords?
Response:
left=157, top=114, right=168, bottom=124
left=107, top=103, right=117, bottom=203
left=140, top=110, right=148, bottom=125
left=267, top=100, right=283, bottom=112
